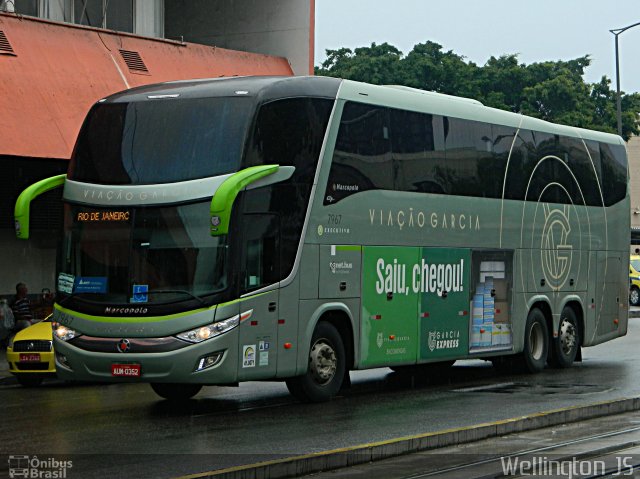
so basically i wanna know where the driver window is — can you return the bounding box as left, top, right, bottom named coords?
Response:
left=241, top=214, right=280, bottom=293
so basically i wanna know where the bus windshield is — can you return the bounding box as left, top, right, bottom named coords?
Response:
left=69, top=97, right=252, bottom=185
left=58, top=201, right=227, bottom=305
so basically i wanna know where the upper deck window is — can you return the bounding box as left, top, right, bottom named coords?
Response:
left=10, top=0, right=164, bottom=37
left=69, top=97, right=252, bottom=185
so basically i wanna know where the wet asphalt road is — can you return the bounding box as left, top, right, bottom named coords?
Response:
left=2, top=315, right=640, bottom=478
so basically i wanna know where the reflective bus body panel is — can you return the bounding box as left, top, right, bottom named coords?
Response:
left=46, top=76, right=627, bottom=387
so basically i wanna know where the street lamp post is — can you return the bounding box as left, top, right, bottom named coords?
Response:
left=610, top=21, right=640, bottom=137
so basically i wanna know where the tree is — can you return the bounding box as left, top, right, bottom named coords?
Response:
left=316, top=42, right=640, bottom=140
left=316, top=42, right=404, bottom=85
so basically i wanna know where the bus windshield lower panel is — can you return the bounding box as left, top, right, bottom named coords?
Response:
left=58, top=201, right=227, bottom=306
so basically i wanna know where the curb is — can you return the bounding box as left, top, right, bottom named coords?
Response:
left=179, top=396, right=640, bottom=479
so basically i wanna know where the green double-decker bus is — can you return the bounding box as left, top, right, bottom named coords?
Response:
left=15, top=76, right=629, bottom=401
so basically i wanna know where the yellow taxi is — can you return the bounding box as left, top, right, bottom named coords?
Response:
left=6, top=318, right=55, bottom=386
left=630, top=255, right=640, bottom=306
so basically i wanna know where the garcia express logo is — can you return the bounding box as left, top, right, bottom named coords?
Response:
left=428, top=330, right=461, bottom=352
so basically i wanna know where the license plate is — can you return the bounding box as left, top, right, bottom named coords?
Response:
left=19, top=353, right=40, bottom=362
left=111, top=364, right=141, bottom=377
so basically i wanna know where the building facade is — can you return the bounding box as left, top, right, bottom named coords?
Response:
left=3, top=0, right=314, bottom=75
left=0, top=1, right=311, bottom=294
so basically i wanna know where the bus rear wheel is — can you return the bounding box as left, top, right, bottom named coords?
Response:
left=286, top=322, right=346, bottom=403
left=150, top=383, right=203, bottom=401
left=548, top=307, right=580, bottom=369
left=516, top=308, right=549, bottom=373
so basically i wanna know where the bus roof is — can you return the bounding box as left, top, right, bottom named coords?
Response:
left=100, top=75, right=341, bottom=105
left=337, top=79, right=624, bottom=146
left=100, top=75, right=623, bottom=147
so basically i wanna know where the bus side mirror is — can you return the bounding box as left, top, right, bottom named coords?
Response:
left=14, top=174, right=66, bottom=239
left=210, top=165, right=294, bottom=237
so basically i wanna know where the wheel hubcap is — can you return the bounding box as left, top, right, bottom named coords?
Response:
left=631, top=289, right=639, bottom=305
left=309, top=339, right=337, bottom=385
left=558, top=319, right=576, bottom=357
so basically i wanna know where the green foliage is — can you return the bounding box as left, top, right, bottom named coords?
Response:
left=316, top=41, right=640, bottom=141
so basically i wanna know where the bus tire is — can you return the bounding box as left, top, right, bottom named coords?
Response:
left=286, top=322, right=346, bottom=403
left=548, top=307, right=580, bottom=369
left=630, top=286, right=640, bottom=306
left=150, top=383, right=203, bottom=401
left=517, top=308, right=549, bottom=373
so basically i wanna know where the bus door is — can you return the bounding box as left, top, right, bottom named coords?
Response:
left=236, top=213, right=280, bottom=380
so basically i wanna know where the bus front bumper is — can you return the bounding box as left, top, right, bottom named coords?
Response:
left=52, top=330, right=239, bottom=384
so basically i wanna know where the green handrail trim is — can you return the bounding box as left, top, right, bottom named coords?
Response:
left=210, top=165, right=279, bottom=236
left=15, top=174, right=66, bottom=239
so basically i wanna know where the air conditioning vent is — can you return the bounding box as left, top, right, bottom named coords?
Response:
left=119, top=49, right=149, bottom=74
left=0, top=30, right=16, bottom=55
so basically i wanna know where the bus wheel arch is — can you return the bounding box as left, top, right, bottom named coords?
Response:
left=321, top=310, right=355, bottom=376
left=548, top=302, right=582, bottom=368
left=286, top=312, right=352, bottom=402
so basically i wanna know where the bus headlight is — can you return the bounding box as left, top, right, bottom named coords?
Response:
left=54, top=324, right=80, bottom=342
left=176, top=314, right=240, bottom=343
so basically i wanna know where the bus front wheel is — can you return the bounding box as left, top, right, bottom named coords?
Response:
left=150, top=383, right=203, bottom=401
left=286, top=322, right=346, bottom=403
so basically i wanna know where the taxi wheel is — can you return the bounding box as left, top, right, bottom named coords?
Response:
left=630, top=286, right=640, bottom=306
left=17, top=375, right=44, bottom=387
left=150, top=383, right=203, bottom=401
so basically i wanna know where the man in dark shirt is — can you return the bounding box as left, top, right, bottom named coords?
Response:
left=11, top=282, right=33, bottom=331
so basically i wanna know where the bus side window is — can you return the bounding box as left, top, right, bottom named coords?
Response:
left=324, top=102, right=392, bottom=204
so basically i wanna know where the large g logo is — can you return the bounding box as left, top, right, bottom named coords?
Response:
left=541, top=204, right=573, bottom=290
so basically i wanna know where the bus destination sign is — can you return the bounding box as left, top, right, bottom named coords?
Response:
left=76, top=211, right=130, bottom=222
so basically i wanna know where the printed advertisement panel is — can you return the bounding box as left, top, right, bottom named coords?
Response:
left=361, top=246, right=420, bottom=367
left=361, top=246, right=471, bottom=367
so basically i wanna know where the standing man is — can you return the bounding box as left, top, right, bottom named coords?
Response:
left=11, top=282, right=33, bottom=331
